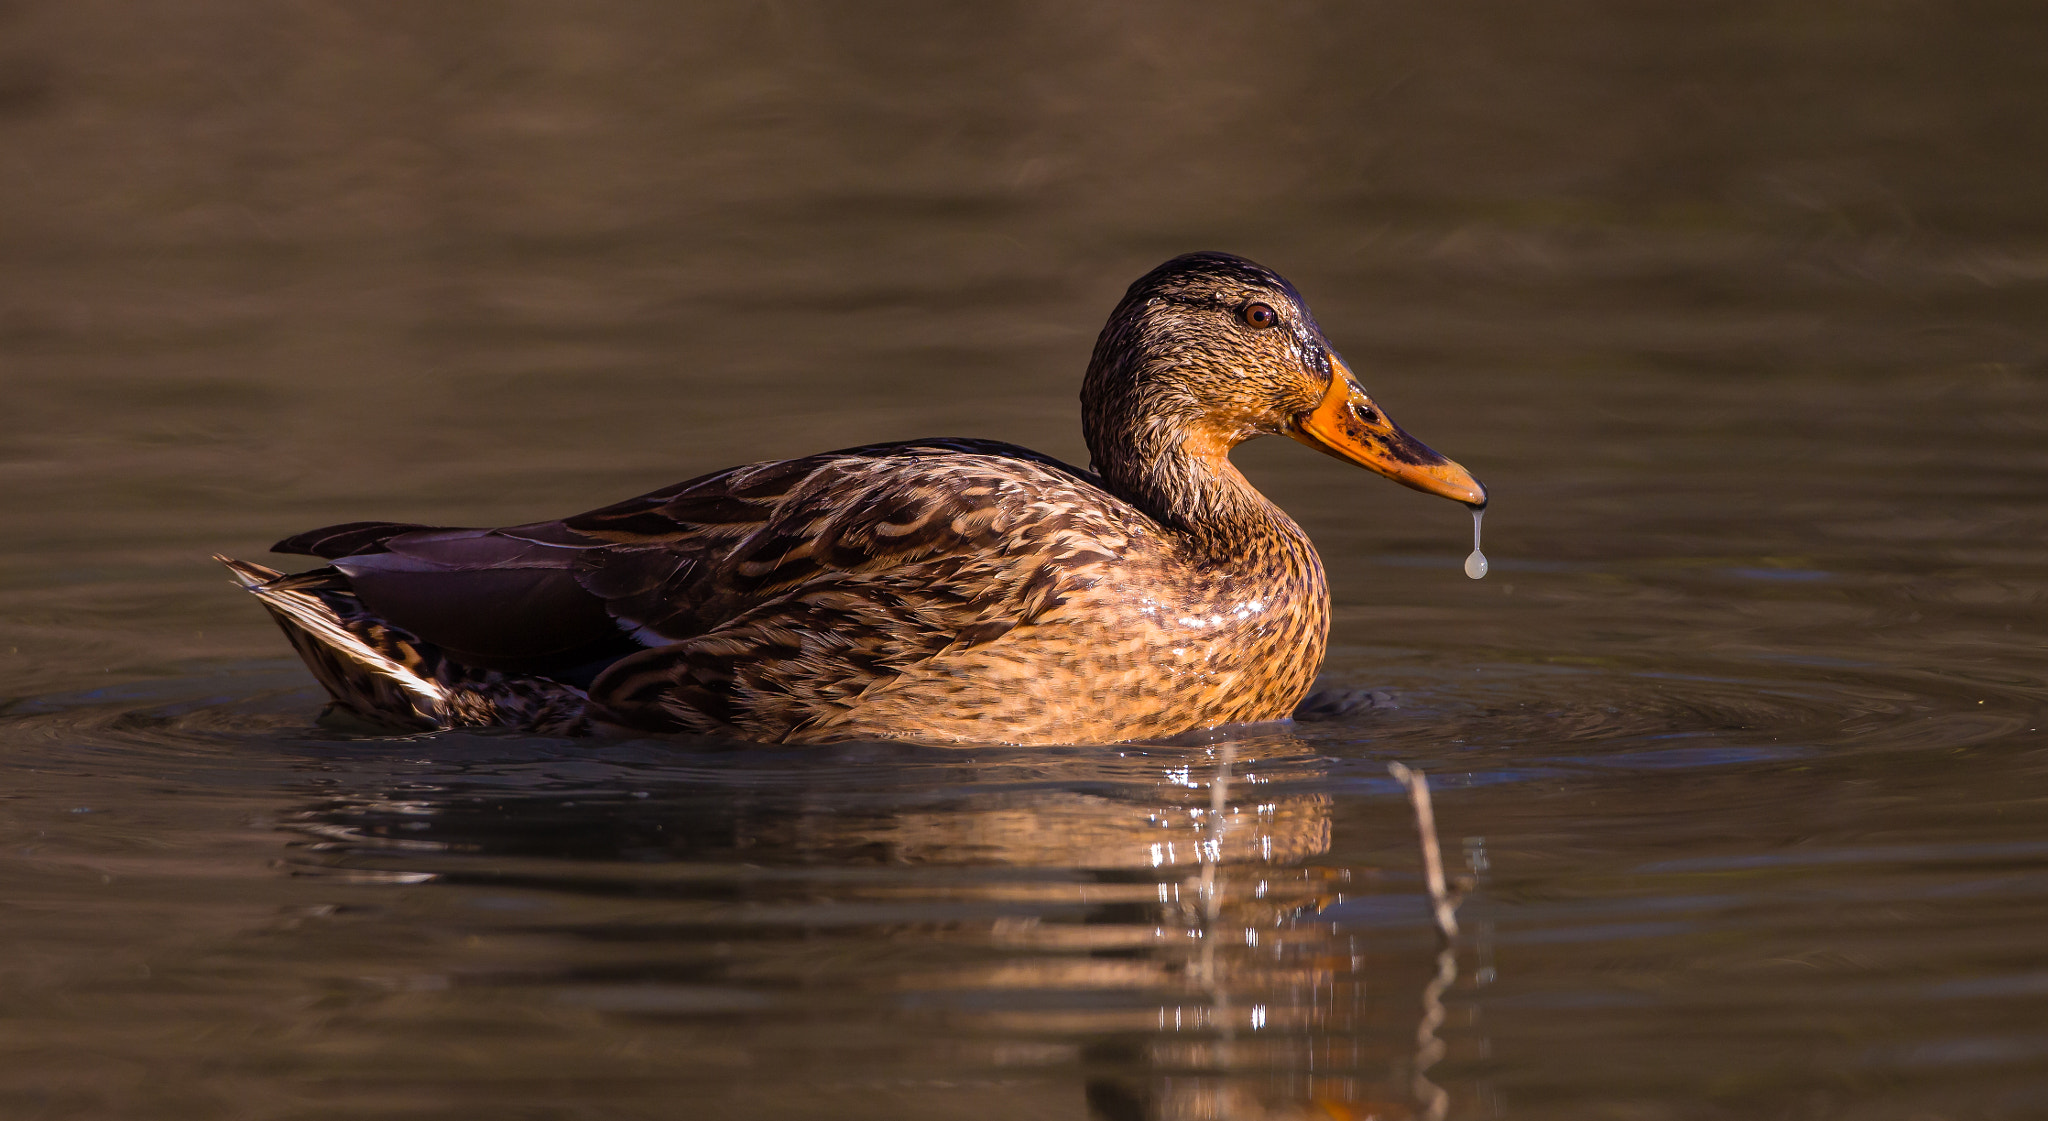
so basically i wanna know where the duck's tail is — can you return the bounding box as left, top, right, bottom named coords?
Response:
left=215, top=556, right=594, bottom=735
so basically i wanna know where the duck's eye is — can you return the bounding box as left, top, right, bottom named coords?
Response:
left=1241, top=302, right=1279, bottom=329
left=1351, top=402, right=1379, bottom=425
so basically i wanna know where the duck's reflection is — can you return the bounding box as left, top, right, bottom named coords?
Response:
left=281, top=735, right=1480, bottom=1120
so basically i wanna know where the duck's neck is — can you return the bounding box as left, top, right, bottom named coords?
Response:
left=1086, top=418, right=1308, bottom=564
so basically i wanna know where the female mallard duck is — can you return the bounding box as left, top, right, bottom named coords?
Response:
left=219, top=253, right=1486, bottom=744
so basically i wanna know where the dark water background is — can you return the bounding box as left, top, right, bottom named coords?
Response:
left=3, top=4, right=2046, bottom=1118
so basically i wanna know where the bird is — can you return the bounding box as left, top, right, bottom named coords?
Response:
left=218, top=252, right=1486, bottom=745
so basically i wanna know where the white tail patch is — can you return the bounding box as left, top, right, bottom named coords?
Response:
left=214, top=555, right=450, bottom=711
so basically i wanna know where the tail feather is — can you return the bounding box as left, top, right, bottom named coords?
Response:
left=217, top=555, right=450, bottom=728
left=216, top=555, right=595, bottom=735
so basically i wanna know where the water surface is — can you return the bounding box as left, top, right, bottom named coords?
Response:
left=2, top=4, right=2045, bottom=1118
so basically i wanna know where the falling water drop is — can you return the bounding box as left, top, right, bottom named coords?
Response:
left=1463, top=508, right=1487, bottom=580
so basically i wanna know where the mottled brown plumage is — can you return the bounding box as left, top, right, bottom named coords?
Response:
left=218, top=253, right=1485, bottom=744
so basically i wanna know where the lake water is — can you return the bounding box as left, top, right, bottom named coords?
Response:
left=2, top=4, right=2045, bottom=1118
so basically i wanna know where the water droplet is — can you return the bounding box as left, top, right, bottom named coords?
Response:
left=1464, top=508, right=1487, bottom=580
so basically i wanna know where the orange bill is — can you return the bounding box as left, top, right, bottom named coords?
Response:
left=1288, top=357, right=1488, bottom=507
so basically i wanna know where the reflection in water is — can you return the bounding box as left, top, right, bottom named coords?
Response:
left=280, top=739, right=1482, bottom=1120
left=1386, top=763, right=1465, bottom=1121
left=1412, top=946, right=1457, bottom=1121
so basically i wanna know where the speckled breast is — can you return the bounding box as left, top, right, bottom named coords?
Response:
left=811, top=528, right=1331, bottom=746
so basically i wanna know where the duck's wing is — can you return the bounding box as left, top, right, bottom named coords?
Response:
left=554, top=442, right=1110, bottom=635
left=272, top=520, right=440, bottom=559
left=264, top=463, right=757, bottom=672
left=269, top=441, right=1135, bottom=723
left=569, top=440, right=1136, bottom=735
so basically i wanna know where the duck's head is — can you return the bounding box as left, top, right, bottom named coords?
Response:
left=1083, top=252, right=1486, bottom=510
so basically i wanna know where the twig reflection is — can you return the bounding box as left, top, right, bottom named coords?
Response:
left=1390, top=762, right=1469, bottom=1121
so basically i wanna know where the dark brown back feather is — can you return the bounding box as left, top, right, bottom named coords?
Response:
left=265, top=439, right=1138, bottom=733
left=273, top=520, right=437, bottom=558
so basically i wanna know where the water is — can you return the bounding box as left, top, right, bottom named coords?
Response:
left=1464, top=510, right=1487, bottom=581
left=3, top=4, right=2047, bottom=1118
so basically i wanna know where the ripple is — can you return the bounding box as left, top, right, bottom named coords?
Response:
left=1294, top=654, right=2025, bottom=765
left=2, top=646, right=2019, bottom=799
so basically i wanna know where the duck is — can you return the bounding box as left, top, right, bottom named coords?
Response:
left=217, top=252, right=1486, bottom=744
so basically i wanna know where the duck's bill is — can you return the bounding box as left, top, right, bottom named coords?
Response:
left=1288, top=359, right=1488, bottom=508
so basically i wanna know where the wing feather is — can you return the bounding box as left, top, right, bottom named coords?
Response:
left=571, top=441, right=1139, bottom=736
left=269, top=439, right=1139, bottom=735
